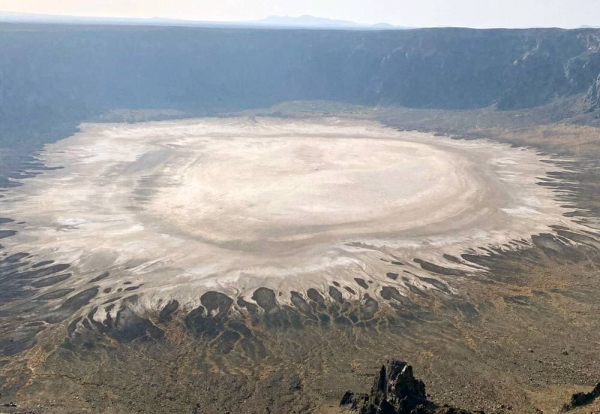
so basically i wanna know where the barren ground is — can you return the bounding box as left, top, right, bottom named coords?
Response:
left=0, top=108, right=599, bottom=414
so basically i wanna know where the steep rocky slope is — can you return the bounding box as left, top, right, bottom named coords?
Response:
left=1, top=24, right=600, bottom=149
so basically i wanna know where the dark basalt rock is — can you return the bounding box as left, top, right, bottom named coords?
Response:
left=184, top=305, right=209, bottom=337
left=345, top=286, right=357, bottom=295
left=185, top=291, right=234, bottom=338
left=290, top=291, right=313, bottom=315
left=562, top=383, right=600, bottom=411
left=380, top=287, right=412, bottom=306
left=354, top=278, right=369, bottom=289
left=66, top=317, right=83, bottom=336
left=31, top=260, right=53, bottom=268
left=413, top=259, right=467, bottom=277
left=418, top=277, right=450, bottom=294
left=252, top=287, right=277, bottom=312
left=62, top=304, right=164, bottom=346
left=532, top=233, right=586, bottom=262
left=0, top=230, right=17, bottom=239
left=158, top=299, right=180, bottom=323
left=237, top=296, right=259, bottom=316
left=0, top=325, right=45, bottom=357
left=341, top=360, right=483, bottom=414
left=44, top=287, right=99, bottom=324
left=108, top=306, right=164, bottom=343
left=15, top=263, right=70, bottom=280
left=341, top=391, right=368, bottom=409
left=334, top=315, right=352, bottom=326
left=89, top=271, right=110, bottom=283
left=4, top=253, right=28, bottom=263
left=201, top=291, right=234, bottom=316
left=307, top=288, right=325, bottom=304
left=35, top=288, right=75, bottom=300
left=329, top=286, right=344, bottom=303
left=0, top=260, right=30, bottom=275
left=30, top=273, right=71, bottom=288
left=214, top=330, right=240, bottom=354
left=207, top=289, right=317, bottom=332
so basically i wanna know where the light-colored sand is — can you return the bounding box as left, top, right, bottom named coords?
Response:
left=0, top=117, right=574, bottom=311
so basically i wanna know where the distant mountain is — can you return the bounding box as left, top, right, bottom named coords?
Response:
left=0, top=11, right=410, bottom=30
left=372, top=23, right=396, bottom=28
left=257, top=15, right=362, bottom=28
left=253, top=15, right=407, bottom=29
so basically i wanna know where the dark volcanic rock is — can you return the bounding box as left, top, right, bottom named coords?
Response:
left=35, top=288, right=75, bottom=300
left=89, top=271, right=110, bottom=283
left=201, top=291, right=234, bottom=316
left=185, top=291, right=234, bottom=338
left=413, top=259, right=467, bottom=276
left=341, top=360, right=483, bottom=414
left=252, top=288, right=277, bottom=312
left=106, top=306, right=164, bottom=343
left=237, top=296, right=259, bottom=316
left=307, top=288, right=325, bottom=304
left=0, top=325, right=44, bottom=357
left=30, top=273, right=71, bottom=288
left=44, top=287, right=99, bottom=323
left=354, top=278, right=369, bottom=289
left=0, top=230, right=17, bottom=239
left=562, top=383, right=600, bottom=411
left=32, top=260, right=53, bottom=268
left=4, top=253, right=28, bottom=262
left=344, top=286, right=357, bottom=295
left=290, top=291, right=313, bottom=315
left=16, top=263, right=70, bottom=280
left=60, top=304, right=163, bottom=351
left=329, top=286, right=344, bottom=303
left=158, top=299, right=180, bottom=323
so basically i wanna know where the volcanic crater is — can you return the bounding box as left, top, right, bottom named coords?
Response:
left=0, top=117, right=577, bottom=318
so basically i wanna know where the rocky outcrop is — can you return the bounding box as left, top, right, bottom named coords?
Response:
left=586, top=74, right=600, bottom=111
left=340, top=360, right=482, bottom=414
left=562, top=383, right=600, bottom=411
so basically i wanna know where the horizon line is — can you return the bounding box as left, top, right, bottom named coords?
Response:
left=0, top=10, right=597, bottom=30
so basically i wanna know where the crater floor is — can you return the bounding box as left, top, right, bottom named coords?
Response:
left=0, top=117, right=572, bottom=311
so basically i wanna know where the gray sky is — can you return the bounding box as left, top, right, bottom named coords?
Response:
left=1, top=0, right=599, bottom=28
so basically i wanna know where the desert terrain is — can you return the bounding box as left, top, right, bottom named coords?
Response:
left=0, top=112, right=599, bottom=414
left=1, top=23, right=600, bottom=414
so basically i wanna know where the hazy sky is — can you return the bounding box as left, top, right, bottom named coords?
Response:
left=1, top=0, right=599, bottom=28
